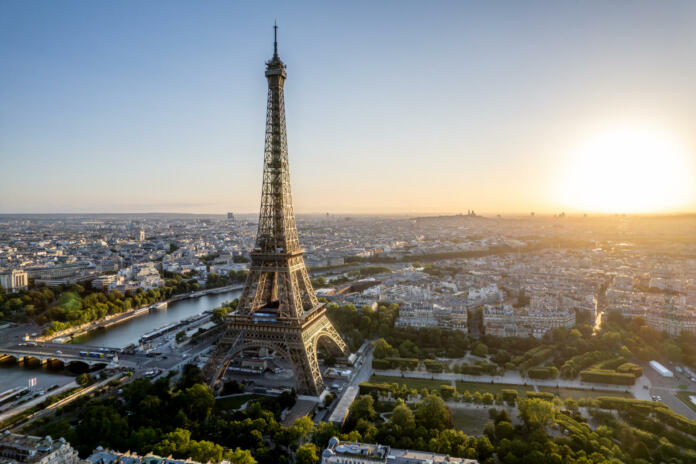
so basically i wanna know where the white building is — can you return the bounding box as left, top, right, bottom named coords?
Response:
left=321, top=437, right=478, bottom=464
left=0, top=432, right=80, bottom=464
left=0, top=269, right=28, bottom=293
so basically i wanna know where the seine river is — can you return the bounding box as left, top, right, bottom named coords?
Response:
left=0, top=289, right=241, bottom=393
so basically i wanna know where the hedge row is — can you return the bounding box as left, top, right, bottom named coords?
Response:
left=526, top=391, right=555, bottom=401
left=527, top=366, right=559, bottom=379
left=439, top=385, right=456, bottom=399
left=593, top=356, right=626, bottom=370
left=519, top=346, right=555, bottom=366
left=595, top=396, right=663, bottom=413
left=359, top=382, right=394, bottom=395
left=501, top=389, right=518, bottom=403
left=616, top=362, right=643, bottom=377
left=372, top=357, right=420, bottom=370
left=458, top=362, right=497, bottom=376
left=579, top=369, right=636, bottom=385
left=654, top=406, right=696, bottom=437
left=424, top=359, right=446, bottom=373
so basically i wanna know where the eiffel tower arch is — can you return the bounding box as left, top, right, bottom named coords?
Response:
left=203, top=25, right=349, bottom=396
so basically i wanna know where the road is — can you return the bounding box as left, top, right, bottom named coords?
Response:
left=643, top=366, right=696, bottom=420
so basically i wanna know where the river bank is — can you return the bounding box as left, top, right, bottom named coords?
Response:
left=32, top=284, right=243, bottom=343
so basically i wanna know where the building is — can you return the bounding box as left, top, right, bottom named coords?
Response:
left=26, top=262, right=99, bottom=287
left=86, top=447, right=213, bottom=464
left=321, top=438, right=478, bottom=464
left=0, top=432, right=80, bottom=464
left=646, top=306, right=696, bottom=335
left=482, top=303, right=575, bottom=338
left=0, top=270, right=28, bottom=293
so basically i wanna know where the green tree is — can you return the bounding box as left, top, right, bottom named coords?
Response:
left=415, top=394, right=452, bottom=430
left=391, top=399, right=415, bottom=428
left=347, top=395, right=376, bottom=425
left=76, top=373, right=92, bottom=386
left=372, top=338, right=398, bottom=359
left=472, top=343, right=488, bottom=357
left=296, top=443, right=319, bottom=464
left=518, top=398, right=555, bottom=430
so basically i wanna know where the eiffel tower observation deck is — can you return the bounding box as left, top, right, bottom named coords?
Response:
left=203, top=25, right=349, bottom=396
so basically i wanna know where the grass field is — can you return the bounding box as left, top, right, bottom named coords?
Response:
left=451, top=409, right=491, bottom=435
left=675, top=391, right=696, bottom=413
left=538, top=386, right=633, bottom=400
left=215, top=394, right=264, bottom=410
left=370, top=375, right=452, bottom=391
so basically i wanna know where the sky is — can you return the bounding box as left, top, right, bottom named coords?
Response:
left=1, top=0, right=695, bottom=215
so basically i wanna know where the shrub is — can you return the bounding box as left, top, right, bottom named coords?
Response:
left=424, top=359, right=445, bottom=373
left=527, top=366, right=558, bottom=379
left=526, top=391, right=555, bottom=401
left=579, top=369, right=636, bottom=385
left=616, top=362, right=643, bottom=377
left=501, top=389, right=518, bottom=405
left=439, top=385, right=456, bottom=400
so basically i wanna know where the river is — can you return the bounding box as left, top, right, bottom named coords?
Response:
left=0, top=289, right=241, bottom=393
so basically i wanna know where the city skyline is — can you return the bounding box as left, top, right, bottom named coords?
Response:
left=2, top=1, right=696, bottom=215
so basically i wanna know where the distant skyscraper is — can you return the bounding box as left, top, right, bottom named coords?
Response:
left=227, top=212, right=235, bottom=221
left=204, top=25, right=349, bottom=396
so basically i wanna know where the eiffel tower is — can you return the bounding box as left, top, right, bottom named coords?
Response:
left=204, top=25, right=349, bottom=396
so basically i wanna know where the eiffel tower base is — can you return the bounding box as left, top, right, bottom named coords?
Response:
left=203, top=308, right=348, bottom=396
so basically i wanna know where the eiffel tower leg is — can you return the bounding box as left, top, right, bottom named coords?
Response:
left=316, top=319, right=349, bottom=357
left=202, top=332, right=244, bottom=393
left=288, top=341, right=324, bottom=396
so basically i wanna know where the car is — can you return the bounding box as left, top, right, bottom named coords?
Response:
left=55, top=350, right=62, bottom=354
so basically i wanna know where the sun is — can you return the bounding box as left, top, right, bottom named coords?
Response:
left=556, top=126, right=694, bottom=214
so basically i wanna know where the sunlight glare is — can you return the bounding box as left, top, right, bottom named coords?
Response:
left=557, top=126, right=694, bottom=213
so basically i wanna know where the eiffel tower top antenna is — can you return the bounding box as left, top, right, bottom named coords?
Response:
left=273, top=21, right=278, bottom=58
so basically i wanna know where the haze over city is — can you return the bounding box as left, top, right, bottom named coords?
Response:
left=2, top=0, right=696, bottom=215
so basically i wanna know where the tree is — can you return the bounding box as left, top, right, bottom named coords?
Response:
left=391, top=399, right=415, bottom=428
left=178, top=383, right=215, bottom=423
left=290, top=416, right=315, bottom=445
left=76, top=373, right=92, bottom=386
left=415, top=394, right=452, bottom=430
left=347, top=395, right=376, bottom=425
left=227, top=448, right=257, bottom=464
left=176, top=330, right=186, bottom=343
left=372, top=338, right=398, bottom=359
left=472, top=343, right=488, bottom=357
left=177, top=363, right=205, bottom=390
left=518, top=398, right=555, bottom=430
left=296, top=443, right=319, bottom=464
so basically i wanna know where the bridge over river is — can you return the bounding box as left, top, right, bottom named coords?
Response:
left=0, top=341, right=147, bottom=369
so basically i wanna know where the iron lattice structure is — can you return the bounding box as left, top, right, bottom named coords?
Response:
left=204, top=27, right=348, bottom=396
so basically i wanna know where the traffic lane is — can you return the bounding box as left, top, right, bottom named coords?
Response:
left=650, top=386, right=696, bottom=420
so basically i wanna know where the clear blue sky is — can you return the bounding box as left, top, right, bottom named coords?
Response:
left=1, top=1, right=695, bottom=214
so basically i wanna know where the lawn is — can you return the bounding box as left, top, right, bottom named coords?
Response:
left=675, top=391, right=696, bottom=414
left=538, top=386, right=633, bottom=400
left=370, top=374, right=452, bottom=391
left=451, top=408, right=493, bottom=435
left=215, top=394, right=264, bottom=410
